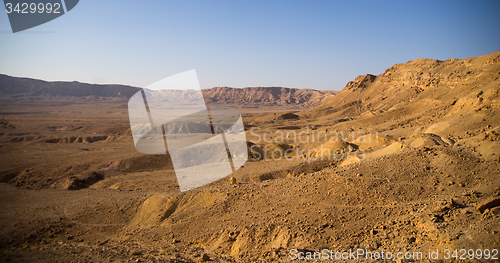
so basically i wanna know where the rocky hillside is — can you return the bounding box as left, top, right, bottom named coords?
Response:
left=247, top=51, right=499, bottom=162
left=202, top=86, right=336, bottom=108
left=298, top=51, right=500, bottom=161
left=311, top=51, right=500, bottom=120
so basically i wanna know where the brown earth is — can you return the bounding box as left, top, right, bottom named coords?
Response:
left=0, top=51, right=499, bottom=262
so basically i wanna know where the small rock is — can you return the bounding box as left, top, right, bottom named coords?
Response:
left=491, top=207, right=500, bottom=215
left=430, top=214, right=444, bottom=223
left=434, top=199, right=456, bottom=212
left=476, top=197, right=500, bottom=213
left=229, top=177, right=237, bottom=185
left=461, top=208, right=472, bottom=214
left=201, top=253, right=210, bottom=261
left=130, top=249, right=142, bottom=256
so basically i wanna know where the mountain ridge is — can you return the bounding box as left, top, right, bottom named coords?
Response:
left=202, top=86, right=336, bottom=108
left=306, top=50, right=500, bottom=120
left=0, top=74, right=336, bottom=108
left=0, top=74, right=140, bottom=100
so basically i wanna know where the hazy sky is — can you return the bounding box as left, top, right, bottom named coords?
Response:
left=1, top=0, right=499, bottom=91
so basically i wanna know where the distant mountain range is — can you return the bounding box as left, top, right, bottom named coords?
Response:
left=0, top=74, right=336, bottom=108
left=0, top=74, right=139, bottom=100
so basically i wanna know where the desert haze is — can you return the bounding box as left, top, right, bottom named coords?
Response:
left=0, top=51, right=499, bottom=262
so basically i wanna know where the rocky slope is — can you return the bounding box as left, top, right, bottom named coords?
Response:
left=293, top=51, right=500, bottom=163
left=310, top=50, right=500, bottom=122
left=202, top=86, right=336, bottom=108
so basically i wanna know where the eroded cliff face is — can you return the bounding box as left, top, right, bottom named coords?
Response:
left=203, top=86, right=336, bottom=107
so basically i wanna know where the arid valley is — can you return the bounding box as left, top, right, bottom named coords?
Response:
left=0, top=51, right=499, bottom=262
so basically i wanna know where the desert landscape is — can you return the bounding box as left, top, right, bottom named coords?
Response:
left=0, top=51, right=499, bottom=262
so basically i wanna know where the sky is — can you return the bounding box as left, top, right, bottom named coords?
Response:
left=1, top=0, right=499, bottom=91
